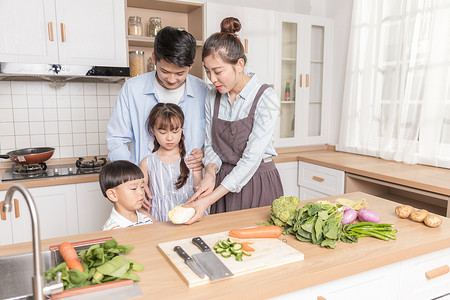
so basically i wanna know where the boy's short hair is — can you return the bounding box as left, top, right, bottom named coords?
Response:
left=154, top=26, right=196, bottom=67
left=99, top=160, right=144, bottom=197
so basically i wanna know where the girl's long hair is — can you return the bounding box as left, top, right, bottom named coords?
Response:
left=147, top=103, right=189, bottom=189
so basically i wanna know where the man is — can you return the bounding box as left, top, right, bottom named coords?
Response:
left=107, top=26, right=209, bottom=166
left=107, top=27, right=210, bottom=205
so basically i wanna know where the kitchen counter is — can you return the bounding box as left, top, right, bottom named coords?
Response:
left=1, top=192, right=449, bottom=299
left=296, top=150, right=450, bottom=197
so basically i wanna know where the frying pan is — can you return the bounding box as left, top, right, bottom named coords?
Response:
left=0, top=147, right=55, bottom=164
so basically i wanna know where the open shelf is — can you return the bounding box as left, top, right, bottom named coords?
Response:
left=345, top=173, right=449, bottom=217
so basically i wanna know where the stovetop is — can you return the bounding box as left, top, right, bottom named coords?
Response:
left=1, top=157, right=107, bottom=182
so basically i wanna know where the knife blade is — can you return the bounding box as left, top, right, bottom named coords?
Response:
left=191, top=237, right=233, bottom=281
left=173, top=246, right=205, bottom=279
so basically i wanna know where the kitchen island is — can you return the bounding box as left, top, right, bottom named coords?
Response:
left=1, top=192, right=449, bottom=299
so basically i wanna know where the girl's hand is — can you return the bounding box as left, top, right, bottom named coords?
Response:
left=142, top=184, right=152, bottom=210
left=186, top=171, right=215, bottom=203
left=185, top=148, right=204, bottom=172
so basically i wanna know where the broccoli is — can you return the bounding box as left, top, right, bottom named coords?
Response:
left=270, top=196, right=300, bottom=227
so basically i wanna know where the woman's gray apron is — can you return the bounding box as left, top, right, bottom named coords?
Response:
left=210, top=84, right=283, bottom=214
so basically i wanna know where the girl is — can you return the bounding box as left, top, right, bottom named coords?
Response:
left=139, top=103, right=202, bottom=222
left=185, top=17, right=283, bottom=223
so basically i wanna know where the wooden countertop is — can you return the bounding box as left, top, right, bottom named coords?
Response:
left=2, top=148, right=449, bottom=198
left=296, top=150, right=450, bottom=196
left=1, top=192, right=449, bottom=299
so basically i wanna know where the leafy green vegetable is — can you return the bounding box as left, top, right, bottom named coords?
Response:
left=284, top=201, right=345, bottom=249
left=45, top=238, right=142, bottom=290
left=270, top=196, right=301, bottom=228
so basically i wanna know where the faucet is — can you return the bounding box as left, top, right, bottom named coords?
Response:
left=2, top=184, right=63, bottom=300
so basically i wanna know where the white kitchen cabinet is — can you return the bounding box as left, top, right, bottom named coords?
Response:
left=0, top=0, right=127, bottom=67
left=276, top=161, right=300, bottom=199
left=298, top=161, right=344, bottom=200
left=206, top=3, right=275, bottom=85
left=0, top=184, right=78, bottom=246
left=126, top=0, right=204, bottom=79
left=272, top=261, right=401, bottom=300
left=272, top=247, right=450, bottom=300
left=398, top=247, right=450, bottom=300
left=76, top=182, right=113, bottom=234
left=274, top=13, right=333, bottom=147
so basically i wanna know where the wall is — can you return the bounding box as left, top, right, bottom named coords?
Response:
left=0, top=81, right=120, bottom=160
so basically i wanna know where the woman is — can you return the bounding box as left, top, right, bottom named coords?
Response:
left=185, top=17, right=283, bottom=223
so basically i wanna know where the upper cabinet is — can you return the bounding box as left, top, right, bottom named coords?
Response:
left=0, top=0, right=127, bottom=67
left=206, top=3, right=275, bottom=85
left=274, top=13, right=333, bottom=147
left=126, top=0, right=204, bottom=79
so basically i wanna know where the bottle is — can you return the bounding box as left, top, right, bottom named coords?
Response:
left=128, top=16, right=143, bottom=36
left=292, top=79, right=296, bottom=101
left=148, top=17, right=162, bottom=37
left=129, top=51, right=145, bottom=77
left=285, top=81, right=291, bottom=101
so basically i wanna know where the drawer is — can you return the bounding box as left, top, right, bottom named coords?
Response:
left=398, top=247, right=450, bottom=300
left=298, top=162, right=345, bottom=196
left=299, top=186, right=328, bottom=201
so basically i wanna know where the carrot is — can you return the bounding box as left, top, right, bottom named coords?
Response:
left=241, top=242, right=255, bottom=252
left=228, top=225, right=283, bottom=239
left=59, top=242, right=84, bottom=272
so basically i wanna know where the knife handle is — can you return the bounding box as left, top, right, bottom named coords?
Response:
left=192, top=237, right=211, bottom=252
left=174, top=246, right=192, bottom=262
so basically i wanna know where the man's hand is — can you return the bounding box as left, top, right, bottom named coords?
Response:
left=185, top=148, right=204, bottom=172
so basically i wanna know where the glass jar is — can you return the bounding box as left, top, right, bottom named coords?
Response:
left=148, top=17, right=162, bottom=37
left=147, top=57, right=155, bottom=72
left=128, top=16, right=143, bottom=36
left=129, top=51, right=145, bottom=77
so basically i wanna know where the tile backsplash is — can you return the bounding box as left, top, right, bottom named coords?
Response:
left=0, top=81, right=122, bottom=161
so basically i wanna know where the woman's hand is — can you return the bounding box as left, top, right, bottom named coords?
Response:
left=187, top=171, right=215, bottom=203
left=183, top=199, right=209, bottom=224
left=185, top=148, right=204, bottom=172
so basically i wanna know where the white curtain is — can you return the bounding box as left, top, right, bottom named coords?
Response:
left=337, top=0, right=450, bottom=168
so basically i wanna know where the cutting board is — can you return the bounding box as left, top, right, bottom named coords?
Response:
left=157, top=231, right=304, bottom=287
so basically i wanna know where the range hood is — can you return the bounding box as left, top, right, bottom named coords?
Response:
left=0, top=62, right=130, bottom=83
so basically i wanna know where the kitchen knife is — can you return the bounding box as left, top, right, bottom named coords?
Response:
left=191, top=237, right=233, bottom=281
left=173, top=246, right=205, bottom=279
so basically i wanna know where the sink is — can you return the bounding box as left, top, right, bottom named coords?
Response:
left=0, top=250, right=53, bottom=300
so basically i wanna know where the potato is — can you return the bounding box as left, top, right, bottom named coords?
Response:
left=410, top=209, right=429, bottom=222
left=424, top=214, right=442, bottom=228
left=395, top=205, right=415, bottom=218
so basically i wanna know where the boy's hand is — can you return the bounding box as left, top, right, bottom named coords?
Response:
left=142, top=184, right=152, bottom=210
left=185, top=148, right=204, bottom=172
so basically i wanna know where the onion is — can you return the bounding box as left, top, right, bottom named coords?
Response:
left=357, top=208, right=380, bottom=223
left=341, top=207, right=357, bottom=225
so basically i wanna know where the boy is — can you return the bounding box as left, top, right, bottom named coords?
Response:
left=99, top=161, right=157, bottom=230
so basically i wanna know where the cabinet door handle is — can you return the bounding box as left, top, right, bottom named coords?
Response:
left=48, top=22, right=54, bottom=41
left=300, top=74, right=303, bottom=87
left=306, top=74, right=310, bottom=87
left=0, top=201, right=6, bottom=221
left=244, top=39, right=248, bottom=54
left=425, top=265, right=449, bottom=279
left=60, top=23, right=66, bottom=42
left=14, top=199, right=20, bottom=218
left=312, top=176, right=324, bottom=182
